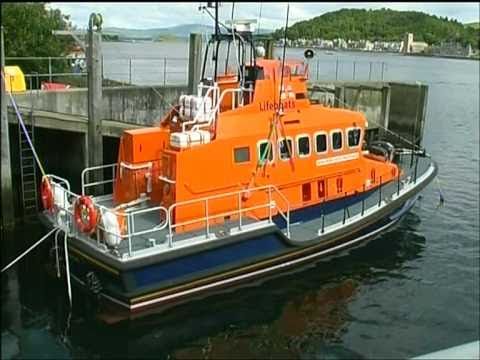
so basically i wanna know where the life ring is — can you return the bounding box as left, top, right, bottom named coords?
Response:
left=41, top=178, right=54, bottom=212
left=74, top=196, right=98, bottom=234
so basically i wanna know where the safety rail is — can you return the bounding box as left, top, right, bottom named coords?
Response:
left=314, top=153, right=434, bottom=236
left=191, top=86, right=245, bottom=131
left=44, top=174, right=78, bottom=235
left=183, top=82, right=252, bottom=132
left=45, top=173, right=170, bottom=257
left=81, top=163, right=118, bottom=196
left=95, top=202, right=169, bottom=257
left=180, top=83, right=219, bottom=132
left=42, top=152, right=433, bottom=259
left=167, top=185, right=290, bottom=247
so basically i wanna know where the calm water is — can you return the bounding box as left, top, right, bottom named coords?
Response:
left=1, top=41, right=479, bottom=359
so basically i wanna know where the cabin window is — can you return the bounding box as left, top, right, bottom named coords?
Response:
left=297, top=135, right=310, bottom=158
left=278, top=138, right=293, bottom=161
left=315, top=132, right=327, bottom=154
left=348, top=128, right=361, bottom=148
left=331, top=130, right=343, bottom=151
left=234, top=147, right=250, bottom=163
left=258, top=140, right=274, bottom=165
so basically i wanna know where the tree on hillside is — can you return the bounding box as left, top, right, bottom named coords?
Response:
left=2, top=2, right=74, bottom=77
left=272, top=8, right=480, bottom=50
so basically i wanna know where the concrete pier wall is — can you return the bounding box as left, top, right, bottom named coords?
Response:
left=11, top=85, right=188, bottom=126
left=309, top=81, right=428, bottom=148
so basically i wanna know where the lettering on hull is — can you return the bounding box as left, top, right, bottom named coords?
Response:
left=259, top=100, right=296, bottom=112
left=316, top=152, right=359, bottom=166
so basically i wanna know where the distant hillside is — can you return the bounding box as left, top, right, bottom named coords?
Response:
left=465, top=22, right=479, bottom=29
left=274, top=8, right=479, bottom=49
left=104, top=24, right=273, bottom=41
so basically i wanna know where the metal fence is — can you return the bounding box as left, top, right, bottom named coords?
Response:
left=6, top=55, right=388, bottom=89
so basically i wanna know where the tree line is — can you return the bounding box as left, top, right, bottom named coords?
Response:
left=273, top=8, right=479, bottom=49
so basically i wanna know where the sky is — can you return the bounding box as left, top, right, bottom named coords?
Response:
left=47, top=2, right=480, bottom=30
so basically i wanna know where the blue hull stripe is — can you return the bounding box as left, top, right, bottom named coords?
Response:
left=134, top=234, right=284, bottom=287
left=132, top=193, right=407, bottom=291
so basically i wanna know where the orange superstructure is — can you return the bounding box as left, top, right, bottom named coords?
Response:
left=113, top=56, right=398, bottom=233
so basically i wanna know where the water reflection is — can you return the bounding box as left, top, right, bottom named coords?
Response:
left=1, top=212, right=426, bottom=359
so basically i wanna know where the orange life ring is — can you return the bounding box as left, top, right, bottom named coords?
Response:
left=74, top=196, right=98, bottom=234
left=41, top=178, right=54, bottom=212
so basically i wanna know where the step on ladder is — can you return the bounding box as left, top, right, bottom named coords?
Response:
left=18, top=110, right=39, bottom=216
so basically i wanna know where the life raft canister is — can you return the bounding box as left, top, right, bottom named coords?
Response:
left=41, top=177, right=54, bottom=212
left=74, top=196, right=98, bottom=234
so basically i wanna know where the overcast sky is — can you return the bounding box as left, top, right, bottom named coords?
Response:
left=48, top=2, right=480, bottom=30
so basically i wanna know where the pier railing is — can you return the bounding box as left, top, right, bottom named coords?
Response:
left=7, top=55, right=389, bottom=89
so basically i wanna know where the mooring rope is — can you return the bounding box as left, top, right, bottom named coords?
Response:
left=1, top=227, right=58, bottom=273
left=1, top=71, right=48, bottom=178
left=435, top=177, right=446, bottom=208
left=63, top=230, right=72, bottom=308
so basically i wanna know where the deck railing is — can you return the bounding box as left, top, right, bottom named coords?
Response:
left=81, top=163, right=118, bottom=196
left=167, top=184, right=290, bottom=247
left=43, top=151, right=433, bottom=259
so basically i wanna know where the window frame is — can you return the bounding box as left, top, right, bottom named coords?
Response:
left=233, top=146, right=251, bottom=164
left=330, top=129, right=344, bottom=152
left=346, top=127, right=362, bottom=149
left=257, top=139, right=275, bottom=165
left=314, top=131, right=328, bottom=155
left=296, top=134, right=311, bottom=158
left=278, top=136, right=294, bottom=162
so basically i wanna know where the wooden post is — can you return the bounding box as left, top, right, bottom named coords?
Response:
left=265, top=39, right=274, bottom=60
left=1, top=26, right=15, bottom=229
left=380, top=85, right=391, bottom=133
left=188, top=33, right=203, bottom=94
left=87, top=15, right=103, bottom=192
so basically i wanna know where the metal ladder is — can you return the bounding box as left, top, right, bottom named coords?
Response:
left=18, top=109, right=39, bottom=216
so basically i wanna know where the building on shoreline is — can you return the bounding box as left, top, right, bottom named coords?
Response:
left=276, top=33, right=477, bottom=59
left=401, top=33, right=429, bottom=54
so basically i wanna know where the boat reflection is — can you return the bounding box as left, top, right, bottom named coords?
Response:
left=1, top=211, right=426, bottom=358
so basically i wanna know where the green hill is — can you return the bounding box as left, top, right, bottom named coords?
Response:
left=274, top=8, right=479, bottom=49
left=465, top=22, right=479, bottom=29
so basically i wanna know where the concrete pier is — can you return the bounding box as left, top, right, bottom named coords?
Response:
left=308, top=80, right=429, bottom=148
left=1, top=26, right=15, bottom=230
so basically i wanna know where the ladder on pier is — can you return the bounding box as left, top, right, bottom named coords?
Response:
left=18, top=110, right=39, bottom=216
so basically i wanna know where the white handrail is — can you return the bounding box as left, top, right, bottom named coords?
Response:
left=167, top=185, right=291, bottom=246
left=192, top=87, right=245, bottom=131
left=181, top=84, right=217, bottom=132
left=81, top=163, right=117, bottom=195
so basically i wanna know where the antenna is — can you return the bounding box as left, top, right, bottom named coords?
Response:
left=214, top=1, right=219, bottom=81
left=225, top=2, right=235, bottom=74
left=257, top=3, right=263, bottom=35
left=276, top=4, right=295, bottom=169
left=277, top=4, right=290, bottom=116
